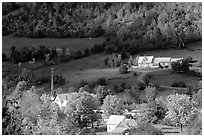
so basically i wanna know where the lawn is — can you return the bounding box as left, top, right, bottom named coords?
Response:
left=2, top=35, right=105, bottom=56
left=147, top=69, right=200, bottom=87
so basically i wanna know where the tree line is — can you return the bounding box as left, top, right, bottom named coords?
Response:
left=3, top=2, right=202, bottom=54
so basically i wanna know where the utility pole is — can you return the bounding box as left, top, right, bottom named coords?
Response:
left=51, top=68, right=54, bottom=92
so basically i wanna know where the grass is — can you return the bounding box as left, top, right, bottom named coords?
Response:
left=135, top=41, right=202, bottom=61
left=2, top=35, right=105, bottom=56
left=147, top=69, right=200, bottom=87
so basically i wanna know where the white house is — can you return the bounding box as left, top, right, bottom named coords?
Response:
left=153, top=57, right=171, bottom=67
left=137, top=56, right=154, bottom=68
left=53, top=93, right=77, bottom=108
left=111, top=119, right=138, bottom=134
left=170, top=58, right=183, bottom=63
left=106, top=115, right=126, bottom=132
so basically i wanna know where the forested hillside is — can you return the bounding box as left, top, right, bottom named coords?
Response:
left=3, top=2, right=202, bottom=51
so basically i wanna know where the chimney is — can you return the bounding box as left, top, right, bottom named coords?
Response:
left=51, top=68, right=54, bottom=91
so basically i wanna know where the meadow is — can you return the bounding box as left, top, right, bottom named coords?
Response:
left=2, top=35, right=105, bottom=56
left=2, top=36, right=202, bottom=96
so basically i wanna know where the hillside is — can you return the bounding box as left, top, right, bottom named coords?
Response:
left=3, top=2, right=202, bottom=52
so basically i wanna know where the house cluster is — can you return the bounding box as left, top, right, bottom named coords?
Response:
left=49, top=89, right=140, bottom=134
left=131, top=55, right=183, bottom=68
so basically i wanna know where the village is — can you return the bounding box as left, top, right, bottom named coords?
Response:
left=46, top=53, right=201, bottom=135
left=2, top=2, right=202, bottom=135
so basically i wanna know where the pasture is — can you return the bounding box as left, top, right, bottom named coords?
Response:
left=147, top=69, right=200, bottom=87
left=136, top=41, right=202, bottom=61
left=2, top=35, right=105, bottom=56
left=2, top=35, right=202, bottom=96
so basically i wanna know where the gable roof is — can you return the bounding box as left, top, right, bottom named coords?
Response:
left=154, top=57, right=171, bottom=63
left=118, top=119, right=138, bottom=129
left=106, top=115, right=125, bottom=125
left=138, top=56, right=154, bottom=64
left=111, top=119, right=138, bottom=133
left=56, top=92, right=77, bottom=102
left=170, top=58, right=183, bottom=62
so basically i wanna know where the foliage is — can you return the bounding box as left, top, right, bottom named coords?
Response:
left=64, top=91, right=100, bottom=129
left=171, top=81, right=187, bottom=88
left=137, top=82, right=146, bottom=90
left=3, top=2, right=202, bottom=54
left=123, top=123, right=163, bottom=135
left=101, top=95, right=124, bottom=118
left=96, top=77, right=107, bottom=86
left=95, top=85, right=111, bottom=105
left=3, top=53, right=8, bottom=62
left=2, top=81, right=79, bottom=135
left=144, top=86, right=158, bottom=103
left=77, top=80, right=88, bottom=89
left=187, top=111, right=202, bottom=135
left=119, top=63, right=128, bottom=74
left=164, top=93, right=199, bottom=129
left=135, top=102, right=158, bottom=124
left=128, top=86, right=141, bottom=103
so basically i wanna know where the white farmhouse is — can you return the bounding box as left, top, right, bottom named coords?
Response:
left=137, top=56, right=154, bottom=68
left=52, top=93, right=77, bottom=108
left=106, top=115, right=126, bottom=132
left=170, top=58, right=183, bottom=63
left=153, top=57, right=171, bottom=67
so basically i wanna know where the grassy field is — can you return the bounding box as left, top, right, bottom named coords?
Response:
left=148, top=69, right=200, bottom=87
left=2, top=36, right=201, bottom=95
left=2, top=35, right=105, bottom=56
left=136, top=41, right=202, bottom=61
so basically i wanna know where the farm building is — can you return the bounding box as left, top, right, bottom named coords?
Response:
left=137, top=56, right=154, bottom=67
left=132, top=56, right=183, bottom=68
left=111, top=119, right=138, bottom=135
left=106, top=115, right=126, bottom=132
left=170, top=58, right=183, bottom=63
left=106, top=115, right=138, bottom=134
left=153, top=57, right=171, bottom=68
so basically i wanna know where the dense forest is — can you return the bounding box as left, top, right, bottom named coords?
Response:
left=2, top=2, right=202, bottom=53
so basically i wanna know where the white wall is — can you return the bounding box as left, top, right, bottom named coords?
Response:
left=107, top=124, right=118, bottom=132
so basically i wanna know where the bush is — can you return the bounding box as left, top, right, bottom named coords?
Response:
left=133, top=72, right=137, bottom=76
left=37, top=76, right=50, bottom=85
left=91, top=44, right=104, bottom=54
left=120, top=82, right=126, bottom=90
left=172, top=81, right=187, bottom=88
left=77, top=80, right=88, bottom=89
left=119, top=63, right=128, bottom=74
left=138, top=82, right=146, bottom=90
left=96, top=78, right=106, bottom=86
left=54, top=75, right=66, bottom=85
left=83, top=48, right=90, bottom=57
left=2, top=53, right=7, bottom=62
left=113, top=85, right=119, bottom=92
left=123, top=123, right=163, bottom=135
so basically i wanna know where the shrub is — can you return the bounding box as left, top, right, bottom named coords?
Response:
left=138, top=82, right=146, bottom=90
left=144, top=86, right=158, bottom=103
left=2, top=53, right=7, bottom=62
left=61, top=55, right=71, bottom=63
left=123, top=123, right=163, bottom=135
left=37, top=76, right=50, bottom=85
left=120, top=82, right=126, bottom=90
left=113, top=85, right=119, bottom=92
left=172, top=81, right=187, bottom=88
left=83, top=48, right=90, bottom=57
left=91, top=44, right=104, bottom=54
left=77, top=80, right=88, bottom=89
left=133, top=72, right=137, bottom=76
left=96, top=78, right=106, bottom=86
left=54, top=75, right=66, bottom=85
left=119, top=63, right=128, bottom=74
